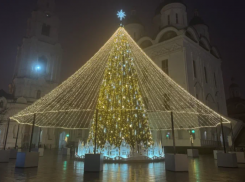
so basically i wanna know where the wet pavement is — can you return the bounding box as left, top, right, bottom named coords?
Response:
left=0, top=150, right=245, bottom=182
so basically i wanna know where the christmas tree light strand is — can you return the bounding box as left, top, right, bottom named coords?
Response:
left=10, top=27, right=230, bottom=134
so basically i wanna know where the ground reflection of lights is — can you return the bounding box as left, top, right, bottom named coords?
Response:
left=193, top=160, right=200, bottom=182
left=63, top=161, right=67, bottom=170
left=73, top=161, right=84, bottom=176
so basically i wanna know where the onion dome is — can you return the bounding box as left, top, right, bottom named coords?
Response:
left=189, top=10, right=206, bottom=26
left=155, top=0, right=185, bottom=15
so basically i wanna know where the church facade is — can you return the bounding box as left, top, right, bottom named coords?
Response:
left=125, top=0, right=229, bottom=147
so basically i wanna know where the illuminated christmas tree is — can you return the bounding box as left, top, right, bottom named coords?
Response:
left=11, top=11, right=231, bottom=149
left=87, top=28, right=153, bottom=148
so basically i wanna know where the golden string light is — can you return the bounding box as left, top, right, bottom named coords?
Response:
left=10, top=27, right=230, bottom=137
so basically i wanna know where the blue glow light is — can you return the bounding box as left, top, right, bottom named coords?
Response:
left=35, top=65, right=41, bottom=70
left=117, top=10, right=126, bottom=21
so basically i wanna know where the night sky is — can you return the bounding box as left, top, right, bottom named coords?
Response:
left=0, top=0, right=245, bottom=99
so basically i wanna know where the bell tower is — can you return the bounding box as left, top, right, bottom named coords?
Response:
left=13, top=0, right=62, bottom=102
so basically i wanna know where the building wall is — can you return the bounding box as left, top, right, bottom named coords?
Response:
left=15, top=37, right=62, bottom=82
left=136, top=29, right=228, bottom=146
left=144, top=35, right=188, bottom=90
left=183, top=38, right=227, bottom=115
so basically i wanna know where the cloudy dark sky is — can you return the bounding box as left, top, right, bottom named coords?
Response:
left=0, top=0, right=245, bottom=99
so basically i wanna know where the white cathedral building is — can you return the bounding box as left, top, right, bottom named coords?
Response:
left=125, top=0, right=229, bottom=147
left=0, top=0, right=234, bottom=149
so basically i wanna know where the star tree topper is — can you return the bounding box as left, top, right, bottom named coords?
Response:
left=117, top=10, right=126, bottom=21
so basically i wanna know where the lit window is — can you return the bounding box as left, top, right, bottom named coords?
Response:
left=193, top=61, right=197, bottom=78
left=162, top=59, right=168, bottom=75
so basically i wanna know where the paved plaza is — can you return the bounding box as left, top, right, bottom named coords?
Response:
left=0, top=150, right=245, bottom=182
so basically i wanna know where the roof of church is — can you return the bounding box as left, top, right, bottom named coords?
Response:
left=125, top=10, right=143, bottom=26
left=189, top=15, right=206, bottom=26
left=155, top=0, right=185, bottom=15
left=0, top=89, right=14, bottom=100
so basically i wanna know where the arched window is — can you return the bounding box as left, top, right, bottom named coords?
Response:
left=194, top=82, right=203, bottom=101
left=176, top=14, right=179, bottom=24
left=204, top=67, right=208, bottom=83
left=36, top=90, right=41, bottom=99
left=215, top=92, right=220, bottom=112
left=206, top=94, right=216, bottom=110
left=193, top=60, right=197, bottom=78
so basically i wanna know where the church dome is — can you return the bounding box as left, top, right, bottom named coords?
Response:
left=189, top=11, right=206, bottom=26
left=155, top=0, right=185, bottom=15
left=125, top=10, right=143, bottom=26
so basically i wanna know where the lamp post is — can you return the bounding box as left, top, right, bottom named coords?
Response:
left=230, top=122, right=235, bottom=151
left=4, top=118, right=10, bottom=150
left=171, top=111, right=176, bottom=154
left=94, top=109, right=98, bottom=154
left=15, top=124, right=20, bottom=149
left=216, top=127, right=219, bottom=148
left=38, top=128, right=42, bottom=148
left=220, top=117, right=226, bottom=153
left=29, top=114, right=36, bottom=152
